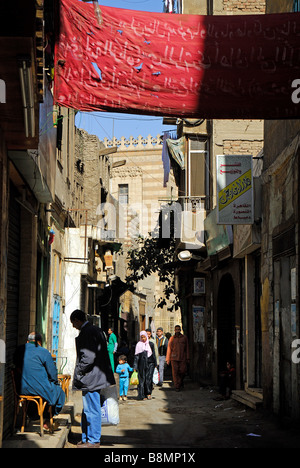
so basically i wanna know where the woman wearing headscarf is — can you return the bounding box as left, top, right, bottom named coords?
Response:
left=134, top=331, right=157, bottom=400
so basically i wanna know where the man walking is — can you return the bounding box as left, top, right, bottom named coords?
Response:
left=107, top=327, right=118, bottom=373
left=166, top=325, right=189, bottom=392
left=70, top=310, right=115, bottom=448
left=156, top=327, right=168, bottom=386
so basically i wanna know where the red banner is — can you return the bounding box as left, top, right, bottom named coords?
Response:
left=54, top=0, right=300, bottom=119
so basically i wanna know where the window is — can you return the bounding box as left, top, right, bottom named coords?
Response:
left=119, top=184, right=129, bottom=205
left=186, top=137, right=210, bottom=208
left=293, top=0, right=300, bottom=11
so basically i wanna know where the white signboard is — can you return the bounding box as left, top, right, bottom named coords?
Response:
left=217, top=155, right=253, bottom=225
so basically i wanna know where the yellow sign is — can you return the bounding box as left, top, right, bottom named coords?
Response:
left=218, top=169, right=252, bottom=211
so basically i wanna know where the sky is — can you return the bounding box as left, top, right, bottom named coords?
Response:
left=75, top=0, right=177, bottom=142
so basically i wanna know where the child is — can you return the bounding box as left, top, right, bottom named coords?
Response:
left=116, top=355, right=133, bottom=401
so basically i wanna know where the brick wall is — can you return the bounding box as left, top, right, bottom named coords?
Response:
left=223, top=0, right=266, bottom=13
left=223, top=140, right=264, bottom=156
left=75, top=128, right=109, bottom=227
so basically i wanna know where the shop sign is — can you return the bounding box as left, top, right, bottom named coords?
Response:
left=217, top=155, right=253, bottom=225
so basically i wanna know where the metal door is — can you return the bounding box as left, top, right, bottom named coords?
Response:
left=3, top=182, right=20, bottom=437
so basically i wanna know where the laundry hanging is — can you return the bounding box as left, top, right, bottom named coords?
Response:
left=163, top=0, right=179, bottom=13
left=54, top=0, right=300, bottom=119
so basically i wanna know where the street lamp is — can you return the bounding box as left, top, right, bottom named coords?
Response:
left=178, top=250, right=203, bottom=262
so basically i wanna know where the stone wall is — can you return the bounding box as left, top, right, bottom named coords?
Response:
left=223, top=0, right=265, bottom=13
left=75, top=128, right=109, bottom=227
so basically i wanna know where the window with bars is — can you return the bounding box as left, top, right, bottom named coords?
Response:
left=186, top=137, right=210, bottom=210
left=119, top=184, right=129, bottom=205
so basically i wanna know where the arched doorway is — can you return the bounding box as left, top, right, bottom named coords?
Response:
left=217, top=274, right=236, bottom=375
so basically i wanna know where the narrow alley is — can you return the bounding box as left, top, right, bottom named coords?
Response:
left=2, top=0, right=300, bottom=450
left=65, top=379, right=300, bottom=449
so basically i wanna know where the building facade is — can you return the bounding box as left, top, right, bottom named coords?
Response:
left=0, top=0, right=59, bottom=443
left=107, top=134, right=182, bottom=338
left=260, top=0, right=300, bottom=419
left=169, top=0, right=300, bottom=420
left=169, top=0, right=265, bottom=392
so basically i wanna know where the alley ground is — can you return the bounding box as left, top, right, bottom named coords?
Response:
left=65, top=379, right=300, bottom=449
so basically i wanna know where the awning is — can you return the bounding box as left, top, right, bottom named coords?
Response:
left=8, top=150, right=53, bottom=203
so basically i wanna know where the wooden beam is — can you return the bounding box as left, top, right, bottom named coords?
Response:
left=99, top=146, right=118, bottom=156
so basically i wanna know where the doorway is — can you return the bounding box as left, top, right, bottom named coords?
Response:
left=217, top=274, right=236, bottom=375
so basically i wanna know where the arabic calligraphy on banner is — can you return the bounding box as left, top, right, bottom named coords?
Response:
left=217, top=155, right=253, bottom=225
left=54, top=0, right=300, bottom=119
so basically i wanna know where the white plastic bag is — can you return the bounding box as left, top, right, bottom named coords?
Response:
left=100, top=385, right=120, bottom=426
left=153, top=368, right=159, bottom=385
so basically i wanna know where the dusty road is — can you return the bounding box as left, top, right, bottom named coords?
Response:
left=65, top=379, right=300, bottom=449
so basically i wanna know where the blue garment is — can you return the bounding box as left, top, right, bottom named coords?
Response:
left=82, top=391, right=101, bottom=444
left=162, top=130, right=177, bottom=187
left=116, top=363, right=133, bottom=397
left=119, top=378, right=129, bottom=397
left=14, top=342, right=65, bottom=415
left=116, top=363, right=133, bottom=379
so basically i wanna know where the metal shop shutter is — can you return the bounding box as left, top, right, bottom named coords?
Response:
left=3, top=182, right=20, bottom=438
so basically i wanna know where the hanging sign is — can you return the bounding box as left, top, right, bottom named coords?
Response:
left=54, top=0, right=300, bottom=119
left=217, top=155, right=254, bottom=225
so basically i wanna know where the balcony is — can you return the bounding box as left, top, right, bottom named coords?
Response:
left=167, top=196, right=208, bottom=251
left=101, top=229, right=116, bottom=242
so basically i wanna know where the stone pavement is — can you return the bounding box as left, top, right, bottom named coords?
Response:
left=2, top=402, right=73, bottom=449
left=2, top=378, right=300, bottom=449
left=66, top=380, right=300, bottom=449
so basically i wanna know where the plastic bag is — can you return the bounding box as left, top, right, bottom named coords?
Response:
left=153, top=368, right=160, bottom=385
left=130, top=371, right=139, bottom=386
left=100, top=385, right=119, bottom=426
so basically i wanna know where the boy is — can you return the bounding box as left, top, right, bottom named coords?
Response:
left=116, top=355, right=133, bottom=401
